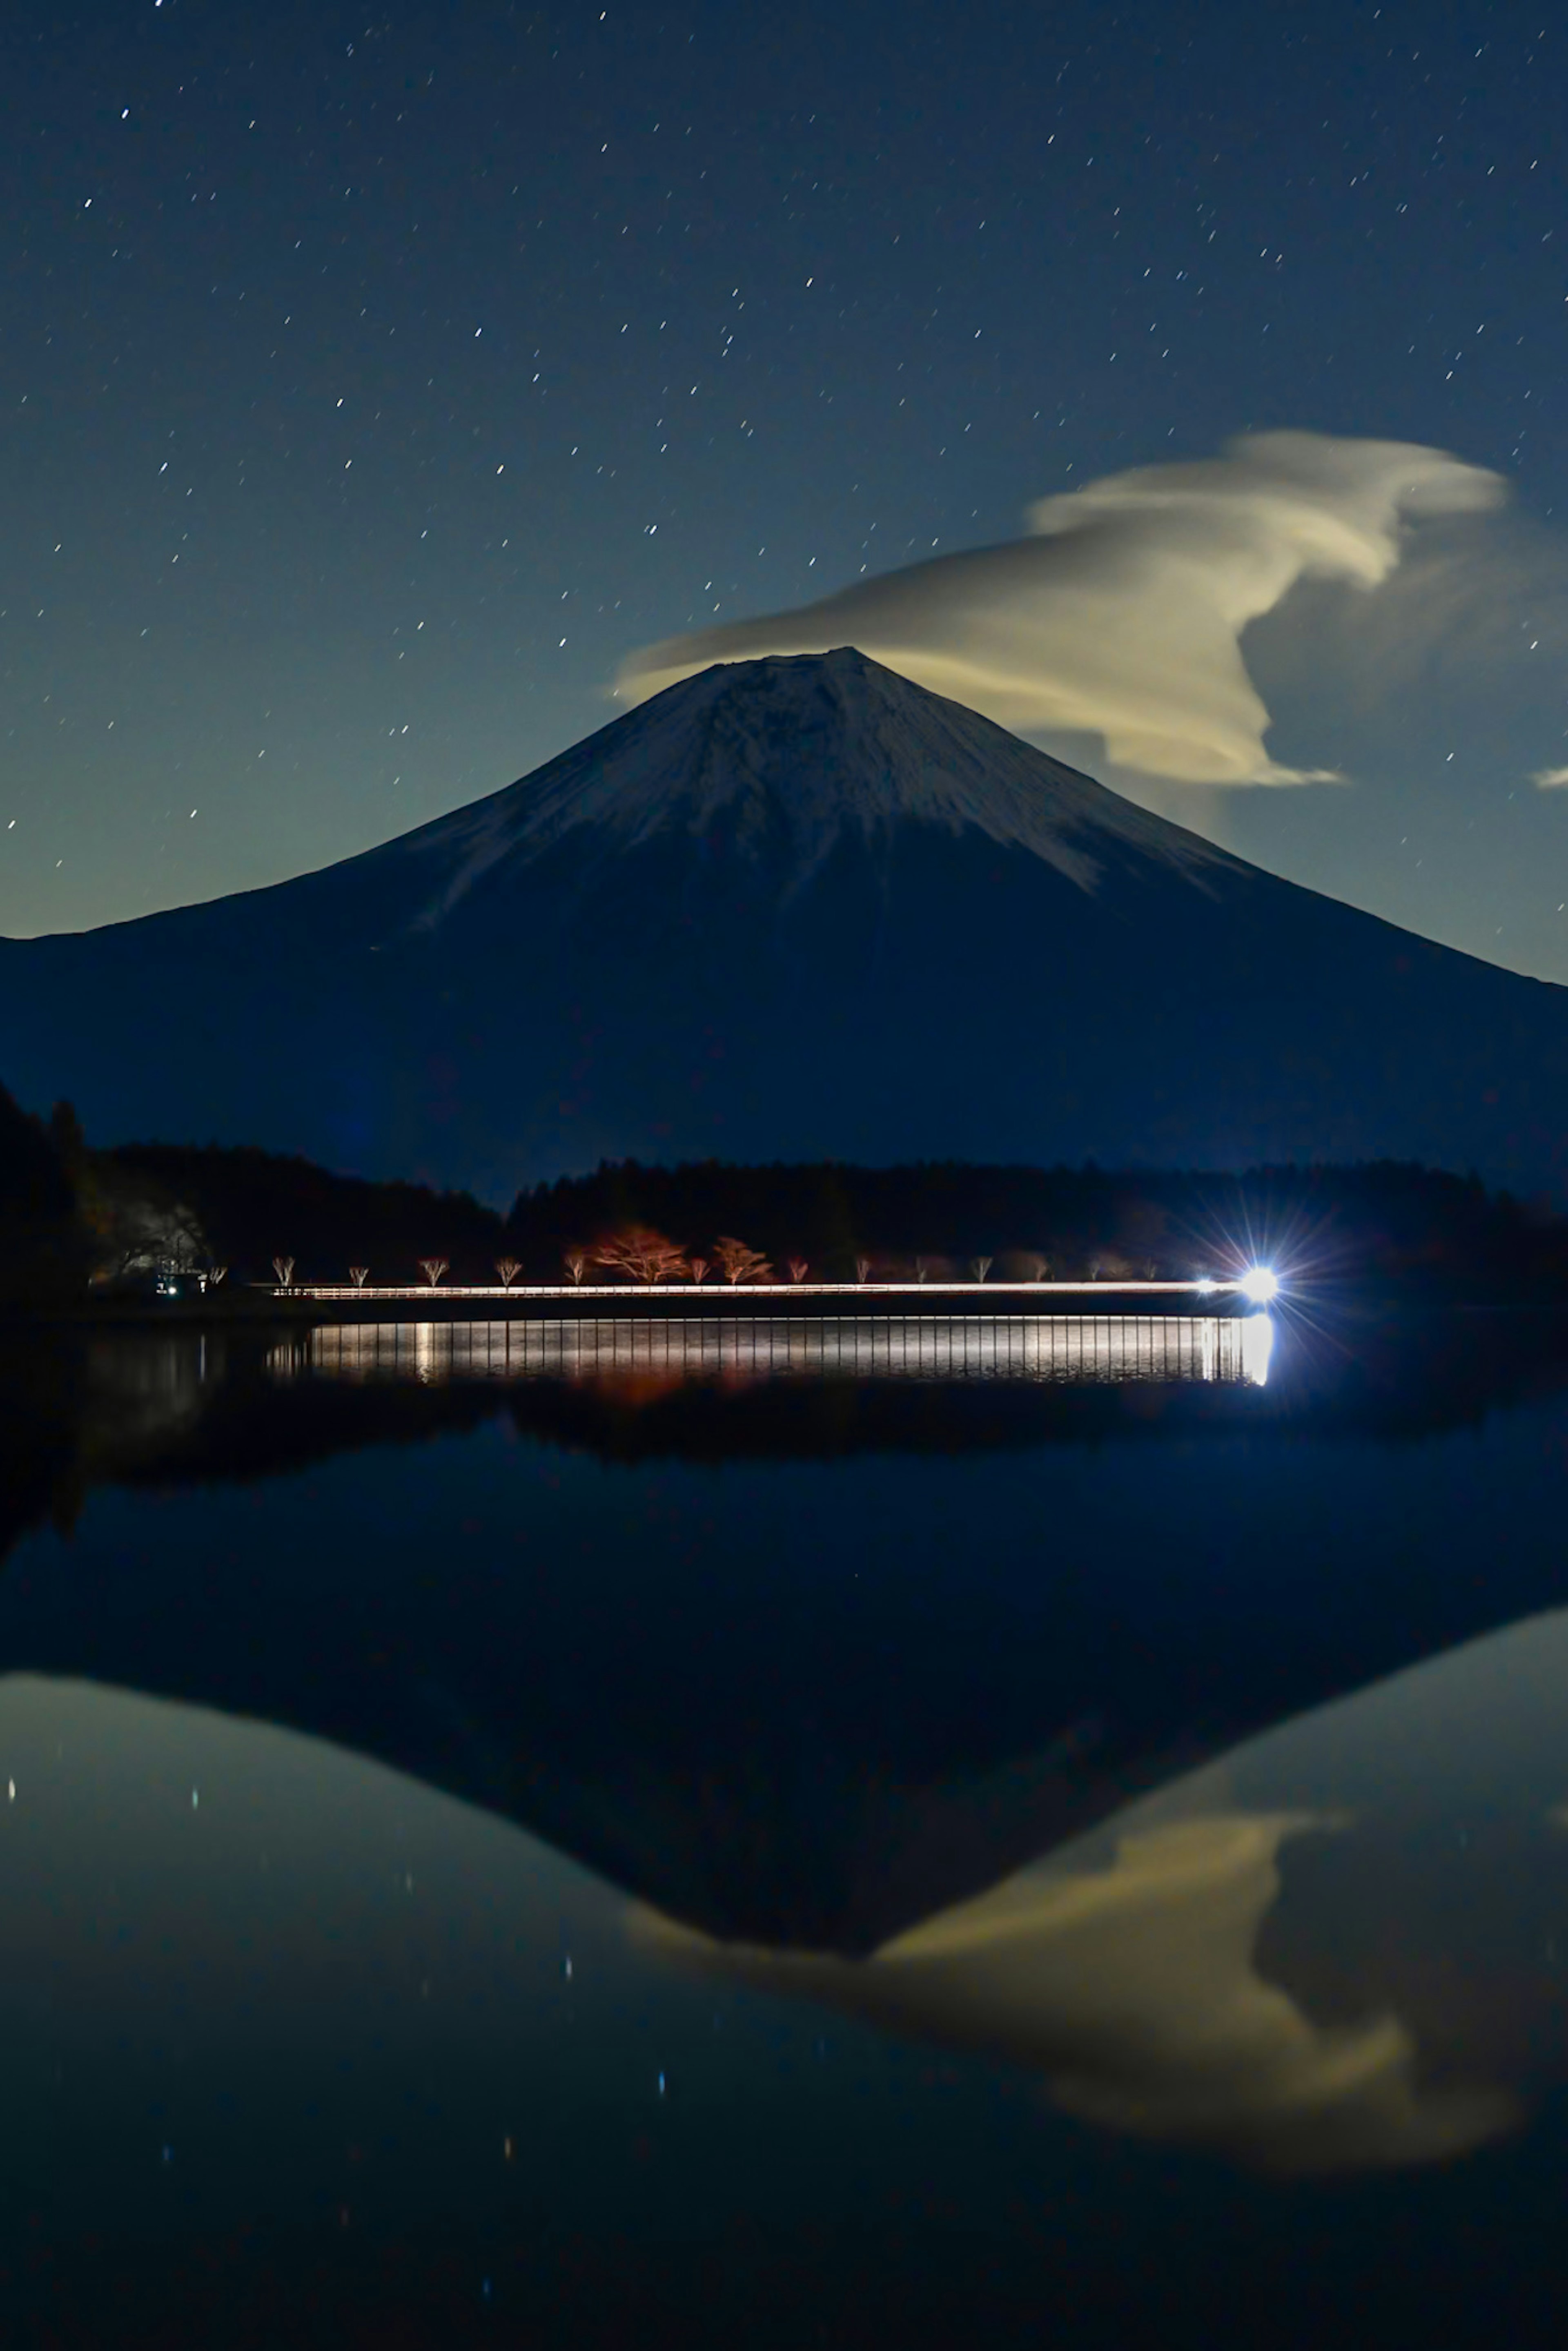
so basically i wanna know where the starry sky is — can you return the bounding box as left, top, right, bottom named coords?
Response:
left=5, top=0, right=1568, bottom=975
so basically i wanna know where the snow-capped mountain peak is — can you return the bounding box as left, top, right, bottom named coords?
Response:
left=3, top=648, right=1564, bottom=1202
left=385, top=649, right=1228, bottom=933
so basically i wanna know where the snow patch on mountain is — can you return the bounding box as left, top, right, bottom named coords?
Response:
left=379, top=649, right=1235, bottom=935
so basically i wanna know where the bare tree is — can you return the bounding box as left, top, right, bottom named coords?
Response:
left=590, top=1227, right=689, bottom=1285
left=713, top=1235, right=772, bottom=1286
left=495, top=1259, right=522, bottom=1289
left=563, top=1249, right=588, bottom=1286
left=272, top=1255, right=294, bottom=1288
left=970, top=1256, right=993, bottom=1283
left=78, top=1160, right=211, bottom=1290
left=1021, top=1253, right=1049, bottom=1283
left=787, top=1259, right=808, bottom=1284
left=688, top=1255, right=710, bottom=1285
left=914, top=1255, right=931, bottom=1283
left=855, top=1255, right=872, bottom=1285
left=349, top=1266, right=369, bottom=1289
left=208, top=1264, right=228, bottom=1286
left=419, top=1257, right=449, bottom=1288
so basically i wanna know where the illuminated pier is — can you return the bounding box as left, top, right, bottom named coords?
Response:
left=257, top=1274, right=1283, bottom=1341
left=270, top=1275, right=1274, bottom=1306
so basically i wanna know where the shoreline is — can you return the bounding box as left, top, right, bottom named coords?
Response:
left=5, top=1286, right=1565, bottom=1330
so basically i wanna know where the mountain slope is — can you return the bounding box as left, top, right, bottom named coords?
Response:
left=2, top=648, right=1564, bottom=1199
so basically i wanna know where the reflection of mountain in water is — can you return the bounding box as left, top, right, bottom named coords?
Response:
left=3, top=1317, right=1568, bottom=1966
left=652, top=1602, right=1568, bottom=2172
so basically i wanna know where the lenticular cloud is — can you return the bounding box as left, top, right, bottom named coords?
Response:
left=617, top=431, right=1504, bottom=786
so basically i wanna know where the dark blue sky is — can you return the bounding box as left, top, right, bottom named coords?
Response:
left=5, top=0, right=1567, bottom=972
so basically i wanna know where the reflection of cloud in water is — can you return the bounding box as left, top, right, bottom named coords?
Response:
left=639, top=1815, right=1515, bottom=2173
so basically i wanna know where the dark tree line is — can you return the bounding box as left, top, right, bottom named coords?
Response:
left=110, top=1141, right=507, bottom=1286
left=504, top=1154, right=1564, bottom=1297
left=0, top=1084, right=89, bottom=1305
left=7, top=1103, right=1568, bottom=1304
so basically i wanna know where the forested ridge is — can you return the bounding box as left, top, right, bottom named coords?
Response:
left=5, top=1068, right=1566, bottom=1302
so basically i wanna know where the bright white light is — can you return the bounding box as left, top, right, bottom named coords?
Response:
left=1243, top=1313, right=1274, bottom=1387
left=1239, top=1266, right=1279, bottom=1304
left=1195, top=1277, right=1216, bottom=1295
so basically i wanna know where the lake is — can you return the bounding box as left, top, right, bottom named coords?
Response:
left=2, top=1307, right=1567, bottom=2347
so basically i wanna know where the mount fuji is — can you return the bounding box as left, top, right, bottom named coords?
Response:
left=2, top=648, right=1565, bottom=1201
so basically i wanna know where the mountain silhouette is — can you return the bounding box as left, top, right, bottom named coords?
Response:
left=3, top=649, right=1565, bottom=1199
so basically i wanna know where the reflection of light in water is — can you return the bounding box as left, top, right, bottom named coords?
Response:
left=638, top=1815, right=1514, bottom=2175
left=78, top=1335, right=213, bottom=1444
left=295, top=1316, right=1277, bottom=1391
left=1243, top=1311, right=1273, bottom=1388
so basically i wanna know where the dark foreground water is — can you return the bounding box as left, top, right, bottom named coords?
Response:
left=2, top=1309, right=1568, bottom=2347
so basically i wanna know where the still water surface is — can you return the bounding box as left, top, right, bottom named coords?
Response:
left=2, top=1310, right=1567, bottom=2345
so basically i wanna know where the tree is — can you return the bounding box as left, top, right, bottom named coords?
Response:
left=78, top=1161, right=207, bottom=1288
left=0, top=1085, right=87, bottom=1306
left=1021, top=1253, right=1049, bottom=1283
left=712, top=1235, right=771, bottom=1286
left=855, top=1255, right=872, bottom=1284
left=590, top=1227, right=688, bottom=1284
left=349, top=1266, right=369, bottom=1288
left=914, top=1256, right=931, bottom=1283
left=688, top=1255, right=710, bottom=1284
left=787, top=1259, right=808, bottom=1284
left=272, top=1255, right=294, bottom=1288
left=419, top=1257, right=449, bottom=1288
left=495, top=1258, right=521, bottom=1288
left=970, top=1256, right=993, bottom=1283
left=110, top=1137, right=506, bottom=1288
left=563, top=1248, right=587, bottom=1285
left=208, top=1264, right=228, bottom=1286
left=47, top=1100, right=86, bottom=1170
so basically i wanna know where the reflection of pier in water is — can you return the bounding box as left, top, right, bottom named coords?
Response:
left=290, top=1314, right=1275, bottom=1388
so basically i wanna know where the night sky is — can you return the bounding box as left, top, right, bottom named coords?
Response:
left=6, top=1, right=1568, bottom=976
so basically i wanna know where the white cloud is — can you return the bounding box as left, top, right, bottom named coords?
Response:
left=617, top=431, right=1505, bottom=787
left=1533, top=766, right=1568, bottom=789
